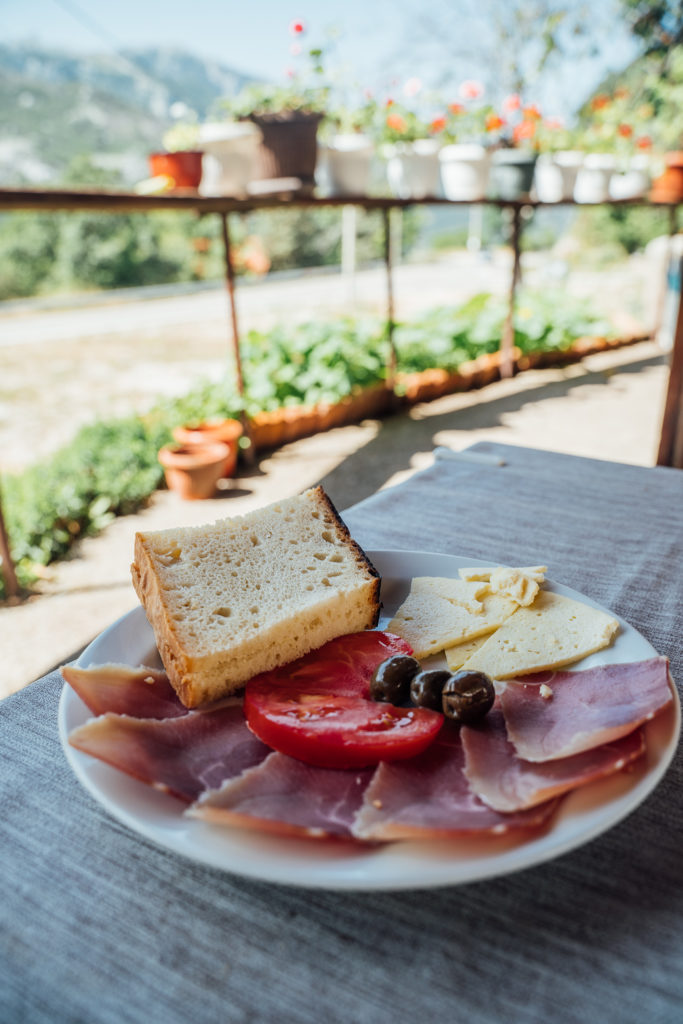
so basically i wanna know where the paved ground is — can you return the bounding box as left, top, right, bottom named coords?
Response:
left=0, top=336, right=670, bottom=699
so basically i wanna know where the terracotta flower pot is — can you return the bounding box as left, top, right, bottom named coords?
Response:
left=158, top=441, right=229, bottom=500
left=148, top=150, right=203, bottom=189
left=650, top=152, right=683, bottom=203
left=171, top=419, right=243, bottom=477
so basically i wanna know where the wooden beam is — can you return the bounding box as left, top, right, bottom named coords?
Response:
left=218, top=211, right=255, bottom=463
left=657, top=254, right=683, bottom=468
left=0, top=482, right=19, bottom=599
left=500, top=203, right=523, bottom=379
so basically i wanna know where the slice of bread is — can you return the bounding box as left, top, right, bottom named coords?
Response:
left=131, top=486, right=380, bottom=708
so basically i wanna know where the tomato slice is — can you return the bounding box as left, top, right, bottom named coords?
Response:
left=245, top=687, right=443, bottom=769
left=244, top=631, right=443, bottom=769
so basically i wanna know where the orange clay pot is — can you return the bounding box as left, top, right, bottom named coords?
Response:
left=171, top=419, right=243, bottom=477
left=148, top=150, right=203, bottom=189
left=158, top=441, right=229, bottom=500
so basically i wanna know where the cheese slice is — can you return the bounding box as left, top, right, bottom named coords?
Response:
left=460, top=590, right=620, bottom=679
left=387, top=587, right=518, bottom=659
left=444, top=635, right=489, bottom=670
left=410, top=576, right=489, bottom=613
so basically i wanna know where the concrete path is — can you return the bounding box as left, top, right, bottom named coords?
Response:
left=0, top=337, right=670, bottom=699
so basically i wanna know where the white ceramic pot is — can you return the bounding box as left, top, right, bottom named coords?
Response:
left=573, top=153, right=616, bottom=203
left=533, top=151, right=583, bottom=203
left=197, top=122, right=261, bottom=197
left=608, top=155, right=651, bottom=200
left=320, top=134, right=374, bottom=196
left=439, top=143, right=489, bottom=201
left=384, top=139, right=441, bottom=199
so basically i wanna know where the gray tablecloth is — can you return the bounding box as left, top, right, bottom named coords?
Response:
left=2, top=442, right=682, bottom=1024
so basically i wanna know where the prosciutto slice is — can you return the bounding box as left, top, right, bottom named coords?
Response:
left=62, top=664, right=186, bottom=719
left=189, top=753, right=374, bottom=839
left=352, top=724, right=559, bottom=841
left=500, top=656, right=673, bottom=762
left=69, top=706, right=270, bottom=801
left=248, top=630, right=413, bottom=698
left=462, top=706, right=645, bottom=812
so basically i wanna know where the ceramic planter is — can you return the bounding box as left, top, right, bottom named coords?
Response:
left=533, top=151, right=583, bottom=203
left=573, top=153, right=616, bottom=203
left=488, top=150, right=538, bottom=201
left=650, top=152, right=683, bottom=203
left=439, top=144, right=490, bottom=201
left=320, top=134, right=374, bottom=196
left=171, top=418, right=243, bottom=478
left=158, top=441, right=230, bottom=500
left=384, top=140, right=442, bottom=199
left=197, top=122, right=261, bottom=197
left=249, top=111, right=323, bottom=188
left=609, top=155, right=651, bottom=200
left=148, top=150, right=203, bottom=189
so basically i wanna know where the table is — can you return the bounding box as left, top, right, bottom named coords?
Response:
left=2, top=442, right=682, bottom=1024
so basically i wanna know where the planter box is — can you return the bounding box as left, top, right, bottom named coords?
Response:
left=249, top=111, right=323, bottom=188
left=249, top=385, right=392, bottom=451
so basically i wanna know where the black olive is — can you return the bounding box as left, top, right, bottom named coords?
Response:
left=410, top=669, right=452, bottom=711
left=442, top=670, right=495, bottom=723
left=370, top=655, right=421, bottom=704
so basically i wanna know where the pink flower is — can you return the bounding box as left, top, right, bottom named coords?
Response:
left=403, top=77, right=423, bottom=98
left=544, top=116, right=564, bottom=131
left=386, top=113, right=407, bottom=133
left=289, top=20, right=305, bottom=35
left=458, top=79, right=483, bottom=100
left=502, top=93, right=521, bottom=113
left=289, top=42, right=302, bottom=56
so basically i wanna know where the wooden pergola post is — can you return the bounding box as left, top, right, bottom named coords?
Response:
left=657, top=253, right=683, bottom=468
left=0, top=481, right=19, bottom=599
left=218, top=210, right=255, bottom=463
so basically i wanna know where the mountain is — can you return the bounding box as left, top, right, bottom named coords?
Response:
left=0, top=44, right=255, bottom=185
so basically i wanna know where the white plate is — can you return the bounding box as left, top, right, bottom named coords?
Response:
left=58, top=549, right=680, bottom=891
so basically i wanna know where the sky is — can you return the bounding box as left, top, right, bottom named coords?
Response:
left=2, top=0, right=641, bottom=120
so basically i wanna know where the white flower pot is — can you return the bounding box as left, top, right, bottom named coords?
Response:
left=608, top=155, right=651, bottom=200
left=533, top=151, right=583, bottom=203
left=384, top=139, right=441, bottom=199
left=320, top=134, right=374, bottom=196
left=439, top=143, right=489, bottom=201
left=573, top=153, right=616, bottom=204
left=197, top=122, right=261, bottom=197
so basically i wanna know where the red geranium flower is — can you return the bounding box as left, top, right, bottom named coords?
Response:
left=430, top=116, right=447, bottom=133
left=448, top=102, right=465, bottom=116
left=636, top=135, right=652, bottom=150
left=513, top=120, right=536, bottom=143
left=485, top=113, right=506, bottom=132
left=289, top=20, right=305, bottom=35
left=386, top=113, right=407, bottom=133
left=591, top=94, right=610, bottom=111
left=617, top=123, right=633, bottom=138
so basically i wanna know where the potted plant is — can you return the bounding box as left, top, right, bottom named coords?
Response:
left=318, top=95, right=378, bottom=196
left=438, top=81, right=491, bottom=201
left=148, top=122, right=204, bottom=190
left=532, top=116, right=583, bottom=203
left=172, top=417, right=243, bottom=477
left=219, top=21, right=328, bottom=190
left=487, top=99, right=541, bottom=201
left=376, top=81, right=445, bottom=199
left=158, top=441, right=231, bottom=500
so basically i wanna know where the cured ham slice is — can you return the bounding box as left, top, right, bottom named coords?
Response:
left=62, top=664, right=186, bottom=719
left=189, top=753, right=374, bottom=839
left=462, top=706, right=646, bottom=812
left=249, top=630, right=413, bottom=698
left=500, top=656, right=673, bottom=762
left=69, top=706, right=270, bottom=802
left=352, top=724, right=558, bottom=841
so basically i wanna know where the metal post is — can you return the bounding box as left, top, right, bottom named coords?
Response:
left=500, top=203, right=522, bottom=379
left=0, top=482, right=19, bottom=599
left=219, top=211, right=254, bottom=461
left=341, top=204, right=357, bottom=305
left=383, top=207, right=398, bottom=392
